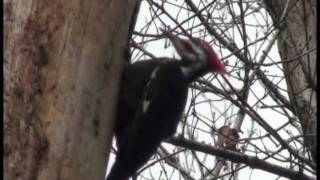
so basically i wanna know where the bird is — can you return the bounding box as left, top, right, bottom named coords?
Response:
left=106, top=30, right=226, bottom=180
left=216, top=126, right=240, bottom=151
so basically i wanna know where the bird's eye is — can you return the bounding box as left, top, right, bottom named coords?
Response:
left=182, top=40, right=195, bottom=53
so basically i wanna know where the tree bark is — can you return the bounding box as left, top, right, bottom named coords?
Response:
left=264, top=0, right=317, bottom=162
left=4, top=0, right=138, bottom=179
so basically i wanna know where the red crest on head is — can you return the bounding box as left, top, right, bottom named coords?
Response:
left=202, top=41, right=226, bottom=74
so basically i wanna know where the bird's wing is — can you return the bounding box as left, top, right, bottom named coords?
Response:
left=122, top=65, right=165, bottom=149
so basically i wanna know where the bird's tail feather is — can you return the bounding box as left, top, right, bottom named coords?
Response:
left=106, top=162, right=130, bottom=180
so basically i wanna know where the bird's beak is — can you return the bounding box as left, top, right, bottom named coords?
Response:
left=161, top=29, right=183, bottom=46
left=160, top=28, right=174, bottom=39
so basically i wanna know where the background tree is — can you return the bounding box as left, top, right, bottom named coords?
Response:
left=107, top=0, right=316, bottom=179
left=4, top=0, right=138, bottom=179
left=264, top=0, right=317, bottom=163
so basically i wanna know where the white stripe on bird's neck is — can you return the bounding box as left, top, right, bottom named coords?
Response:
left=179, top=62, right=206, bottom=81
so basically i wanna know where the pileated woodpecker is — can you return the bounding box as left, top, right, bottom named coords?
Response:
left=106, top=31, right=226, bottom=180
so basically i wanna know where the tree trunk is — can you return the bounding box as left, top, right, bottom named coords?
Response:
left=264, top=0, right=317, bottom=162
left=4, top=0, right=138, bottom=179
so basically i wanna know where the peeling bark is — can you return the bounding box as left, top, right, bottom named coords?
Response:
left=4, top=0, right=138, bottom=179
